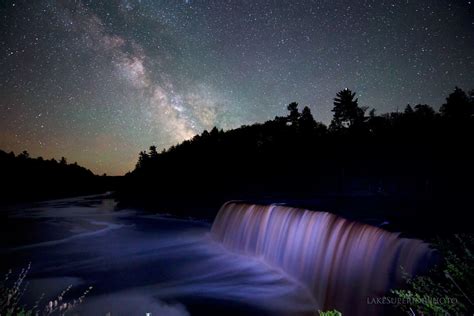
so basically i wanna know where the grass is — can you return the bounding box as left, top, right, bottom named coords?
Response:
left=0, top=264, right=92, bottom=316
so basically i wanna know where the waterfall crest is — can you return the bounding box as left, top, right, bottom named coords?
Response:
left=211, top=202, right=434, bottom=315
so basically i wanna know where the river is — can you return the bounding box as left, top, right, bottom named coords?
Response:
left=0, top=195, right=315, bottom=316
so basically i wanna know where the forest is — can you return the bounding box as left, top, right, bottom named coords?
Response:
left=0, top=150, right=112, bottom=204
left=2, top=86, right=473, bottom=235
left=118, top=87, right=474, bottom=234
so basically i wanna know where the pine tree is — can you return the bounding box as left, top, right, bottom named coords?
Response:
left=330, top=88, right=365, bottom=130
left=287, top=102, right=300, bottom=126
left=440, top=87, right=472, bottom=119
left=299, top=106, right=317, bottom=130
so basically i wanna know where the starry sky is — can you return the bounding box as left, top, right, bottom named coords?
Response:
left=1, top=0, right=473, bottom=175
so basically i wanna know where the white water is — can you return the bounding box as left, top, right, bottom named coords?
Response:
left=211, top=202, right=434, bottom=315
left=2, top=197, right=434, bottom=315
left=1, top=196, right=317, bottom=316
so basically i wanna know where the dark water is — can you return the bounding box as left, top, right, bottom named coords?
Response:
left=0, top=195, right=315, bottom=316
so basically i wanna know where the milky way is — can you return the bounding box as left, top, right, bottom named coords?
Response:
left=1, top=0, right=473, bottom=175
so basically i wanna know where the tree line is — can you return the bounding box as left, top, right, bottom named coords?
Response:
left=118, top=86, right=473, bottom=228
left=0, top=150, right=107, bottom=204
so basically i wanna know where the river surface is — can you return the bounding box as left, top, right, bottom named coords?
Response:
left=0, top=195, right=315, bottom=316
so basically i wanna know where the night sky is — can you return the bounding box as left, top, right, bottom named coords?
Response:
left=1, top=0, right=473, bottom=175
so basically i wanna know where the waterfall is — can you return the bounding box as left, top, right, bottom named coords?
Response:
left=211, top=202, right=434, bottom=315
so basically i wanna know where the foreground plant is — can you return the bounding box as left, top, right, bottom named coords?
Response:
left=391, top=233, right=474, bottom=315
left=318, top=310, right=342, bottom=316
left=0, top=264, right=92, bottom=316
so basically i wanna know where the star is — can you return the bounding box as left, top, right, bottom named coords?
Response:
left=0, top=0, right=472, bottom=175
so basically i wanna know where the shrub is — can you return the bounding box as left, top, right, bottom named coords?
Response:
left=318, top=310, right=342, bottom=316
left=391, top=234, right=474, bottom=315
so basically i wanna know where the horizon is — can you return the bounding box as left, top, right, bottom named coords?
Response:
left=1, top=0, right=473, bottom=175
left=0, top=88, right=470, bottom=176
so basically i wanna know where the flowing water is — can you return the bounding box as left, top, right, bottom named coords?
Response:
left=211, top=202, right=435, bottom=315
left=1, top=196, right=433, bottom=315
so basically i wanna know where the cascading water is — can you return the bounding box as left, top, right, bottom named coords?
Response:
left=211, top=202, right=434, bottom=315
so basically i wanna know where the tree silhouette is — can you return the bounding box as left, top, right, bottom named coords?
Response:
left=0, top=149, right=99, bottom=204
left=287, top=102, right=300, bottom=126
left=149, top=146, right=159, bottom=159
left=299, top=106, right=317, bottom=130
left=330, top=88, right=365, bottom=130
left=117, top=86, right=474, bottom=221
left=440, top=87, right=473, bottom=119
left=136, top=150, right=150, bottom=170
left=413, top=104, right=436, bottom=119
left=18, top=150, right=29, bottom=160
left=404, top=104, right=414, bottom=115
left=210, top=126, right=220, bottom=138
